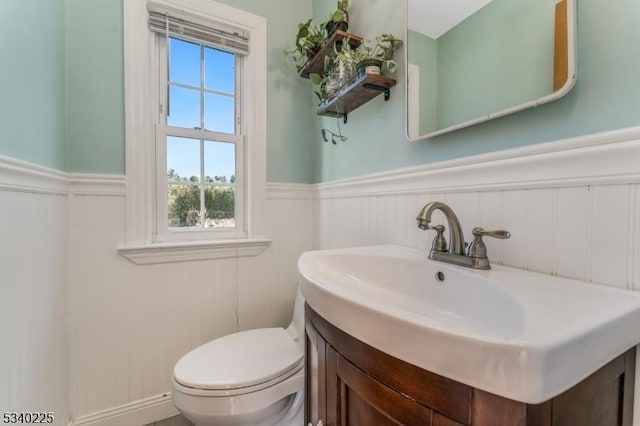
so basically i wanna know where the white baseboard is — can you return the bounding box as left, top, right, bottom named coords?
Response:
left=72, top=393, right=178, bottom=426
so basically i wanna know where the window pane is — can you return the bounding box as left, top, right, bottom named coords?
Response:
left=169, top=38, right=200, bottom=87
left=167, top=137, right=200, bottom=183
left=204, top=140, right=235, bottom=184
left=204, top=140, right=235, bottom=229
left=168, top=86, right=201, bottom=129
left=168, top=184, right=202, bottom=228
left=204, top=93, right=235, bottom=133
left=205, top=47, right=235, bottom=94
left=205, top=187, right=235, bottom=228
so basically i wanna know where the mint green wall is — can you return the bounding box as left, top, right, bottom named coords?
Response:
left=312, top=0, right=640, bottom=183
left=1, top=0, right=314, bottom=179
left=64, top=0, right=315, bottom=181
left=0, top=0, right=66, bottom=170
left=214, top=0, right=316, bottom=183
left=408, top=30, right=437, bottom=136
left=4, top=0, right=639, bottom=184
left=66, top=0, right=124, bottom=174
left=312, top=0, right=406, bottom=182
left=437, top=0, right=555, bottom=129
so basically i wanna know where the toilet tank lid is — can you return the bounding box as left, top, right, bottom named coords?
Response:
left=173, top=327, right=303, bottom=390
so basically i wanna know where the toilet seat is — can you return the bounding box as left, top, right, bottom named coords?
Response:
left=171, top=367, right=304, bottom=425
left=173, top=327, right=303, bottom=397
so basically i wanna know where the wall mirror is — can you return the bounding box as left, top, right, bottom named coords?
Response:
left=406, top=0, right=577, bottom=140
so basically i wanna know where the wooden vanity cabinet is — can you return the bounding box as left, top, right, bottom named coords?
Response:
left=305, top=304, right=636, bottom=426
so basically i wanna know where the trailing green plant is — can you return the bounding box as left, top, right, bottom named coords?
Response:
left=305, top=33, right=403, bottom=104
left=331, top=0, right=350, bottom=25
left=313, top=72, right=341, bottom=103
left=283, top=19, right=326, bottom=73
left=326, top=0, right=350, bottom=38
left=331, top=38, right=360, bottom=79
left=308, top=56, right=340, bottom=103
left=330, top=34, right=403, bottom=81
left=321, top=127, right=348, bottom=145
left=351, top=33, right=403, bottom=73
left=376, top=33, right=403, bottom=61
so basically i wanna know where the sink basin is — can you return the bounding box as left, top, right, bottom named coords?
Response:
left=298, top=244, right=640, bottom=403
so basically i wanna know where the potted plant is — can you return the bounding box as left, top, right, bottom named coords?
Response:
left=330, top=33, right=402, bottom=83
left=354, top=33, right=403, bottom=78
left=331, top=38, right=360, bottom=85
left=309, top=57, right=340, bottom=104
left=325, top=0, right=350, bottom=39
left=283, top=19, right=326, bottom=73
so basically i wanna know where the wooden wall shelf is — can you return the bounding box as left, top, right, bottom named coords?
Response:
left=317, top=73, right=397, bottom=123
left=299, top=30, right=363, bottom=79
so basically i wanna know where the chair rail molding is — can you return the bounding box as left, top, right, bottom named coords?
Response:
left=68, top=174, right=126, bottom=196
left=0, top=154, right=126, bottom=196
left=0, top=155, right=68, bottom=195
left=314, top=126, right=640, bottom=199
left=266, top=182, right=314, bottom=200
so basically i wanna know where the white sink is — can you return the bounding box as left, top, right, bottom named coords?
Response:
left=298, top=244, right=640, bottom=403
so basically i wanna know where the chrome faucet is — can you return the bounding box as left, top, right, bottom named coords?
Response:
left=416, top=201, right=510, bottom=270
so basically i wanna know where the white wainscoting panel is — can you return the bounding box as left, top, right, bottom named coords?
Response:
left=67, top=183, right=313, bottom=420
left=314, top=127, right=640, bottom=291
left=0, top=188, right=69, bottom=425
left=4, top=126, right=640, bottom=425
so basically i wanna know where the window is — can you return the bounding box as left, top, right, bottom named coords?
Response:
left=156, top=35, right=244, bottom=241
left=121, top=0, right=269, bottom=264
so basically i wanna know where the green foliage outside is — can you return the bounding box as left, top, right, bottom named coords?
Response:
left=167, top=169, right=235, bottom=227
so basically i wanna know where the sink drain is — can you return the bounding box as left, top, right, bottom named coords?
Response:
left=435, top=271, right=445, bottom=282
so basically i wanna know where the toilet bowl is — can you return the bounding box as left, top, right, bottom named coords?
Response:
left=171, top=290, right=305, bottom=426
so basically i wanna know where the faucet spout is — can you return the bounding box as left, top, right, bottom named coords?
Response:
left=416, top=201, right=465, bottom=255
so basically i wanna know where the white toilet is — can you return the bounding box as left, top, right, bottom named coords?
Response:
left=171, top=290, right=305, bottom=426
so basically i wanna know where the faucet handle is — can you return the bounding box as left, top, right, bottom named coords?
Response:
left=472, top=227, right=511, bottom=240
left=467, top=227, right=510, bottom=261
left=429, top=224, right=448, bottom=252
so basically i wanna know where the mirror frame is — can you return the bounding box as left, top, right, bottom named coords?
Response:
left=405, top=0, right=577, bottom=141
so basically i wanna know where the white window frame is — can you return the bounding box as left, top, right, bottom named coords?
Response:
left=120, top=0, right=269, bottom=264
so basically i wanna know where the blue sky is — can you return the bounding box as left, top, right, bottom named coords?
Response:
left=166, top=37, right=236, bottom=181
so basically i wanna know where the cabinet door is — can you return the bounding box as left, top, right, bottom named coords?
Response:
left=545, top=349, right=635, bottom=426
left=334, top=352, right=462, bottom=426
left=305, top=320, right=326, bottom=426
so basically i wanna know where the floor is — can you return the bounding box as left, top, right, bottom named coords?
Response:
left=144, top=414, right=193, bottom=426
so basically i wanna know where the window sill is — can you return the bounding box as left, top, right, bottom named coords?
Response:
left=118, top=238, right=271, bottom=265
